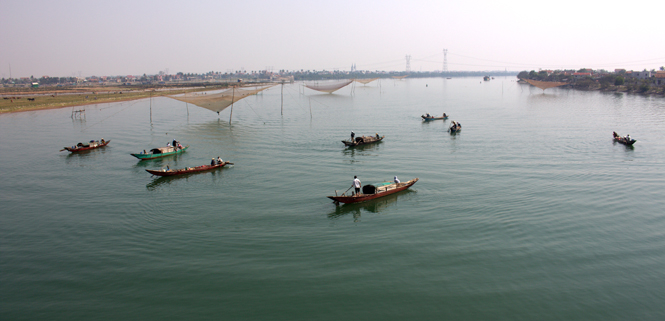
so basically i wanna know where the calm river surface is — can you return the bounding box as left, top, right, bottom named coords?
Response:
left=1, top=77, right=664, bottom=320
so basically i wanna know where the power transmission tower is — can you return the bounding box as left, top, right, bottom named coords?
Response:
left=443, top=49, right=448, bottom=72
left=405, top=55, right=411, bottom=72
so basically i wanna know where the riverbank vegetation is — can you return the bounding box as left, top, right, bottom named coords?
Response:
left=518, top=68, right=665, bottom=96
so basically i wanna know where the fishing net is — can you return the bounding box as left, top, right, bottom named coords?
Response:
left=170, top=85, right=275, bottom=113
left=304, top=80, right=353, bottom=93
left=354, top=78, right=379, bottom=85
left=522, top=79, right=568, bottom=90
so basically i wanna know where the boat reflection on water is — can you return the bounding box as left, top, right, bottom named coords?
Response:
left=63, top=147, right=109, bottom=164
left=613, top=140, right=635, bottom=151
left=327, top=189, right=416, bottom=222
left=133, top=153, right=185, bottom=168
left=342, top=140, right=382, bottom=158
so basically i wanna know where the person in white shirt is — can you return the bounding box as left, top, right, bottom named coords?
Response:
left=394, top=176, right=400, bottom=184
left=353, top=176, right=361, bottom=195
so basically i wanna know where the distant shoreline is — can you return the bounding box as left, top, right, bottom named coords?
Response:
left=0, top=83, right=237, bottom=114
left=518, top=79, right=665, bottom=96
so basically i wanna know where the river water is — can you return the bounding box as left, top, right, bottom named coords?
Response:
left=1, top=77, right=664, bottom=320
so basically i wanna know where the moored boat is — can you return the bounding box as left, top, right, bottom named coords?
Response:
left=61, top=139, right=110, bottom=152
left=146, top=161, right=233, bottom=177
left=131, top=145, right=189, bottom=160
left=613, top=131, right=636, bottom=146
left=342, top=135, right=384, bottom=147
left=328, top=178, right=418, bottom=204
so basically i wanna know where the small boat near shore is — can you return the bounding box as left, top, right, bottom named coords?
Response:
left=328, top=178, right=419, bottom=204
left=146, top=161, right=233, bottom=177
left=613, top=131, right=636, bottom=146
left=61, top=139, right=110, bottom=152
left=422, top=114, right=448, bottom=121
left=342, top=135, right=384, bottom=147
left=131, top=145, right=188, bottom=160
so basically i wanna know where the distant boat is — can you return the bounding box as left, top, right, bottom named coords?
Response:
left=61, top=139, right=110, bottom=152
left=146, top=161, right=232, bottom=177
left=342, top=135, right=384, bottom=147
left=131, top=145, right=188, bottom=160
left=422, top=114, right=448, bottom=121
left=328, top=178, right=419, bottom=204
left=613, top=132, right=636, bottom=146
left=483, top=76, right=490, bottom=81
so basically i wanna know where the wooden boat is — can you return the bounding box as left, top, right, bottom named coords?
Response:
left=342, top=135, right=384, bottom=147
left=613, top=132, right=636, bottom=146
left=422, top=114, right=449, bottom=121
left=61, top=139, right=110, bottom=152
left=146, top=161, right=233, bottom=177
left=131, top=145, right=189, bottom=160
left=328, top=178, right=419, bottom=204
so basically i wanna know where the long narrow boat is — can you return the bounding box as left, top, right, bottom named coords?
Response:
left=422, top=115, right=449, bottom=121
left=146, top=161, right=233, bottom=177
left=61, top=139, right=111, bottom=152
left=328, top=178, right=418, bottom=204
left=131, top=146, right=189, bottom=160
left=342, top=135, right=384, bottom=147
left=613, top=132, right=636, bottom=146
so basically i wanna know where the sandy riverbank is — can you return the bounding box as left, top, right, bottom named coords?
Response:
left=0, top=84, right=230, bottom=114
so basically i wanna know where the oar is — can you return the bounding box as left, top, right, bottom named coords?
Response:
left=342, top=184, right=354, bottom=196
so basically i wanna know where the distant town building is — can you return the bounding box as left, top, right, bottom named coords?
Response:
left=655, top=71, right=665, bottom=85
left=633, top=70, right=652, bottom=79
left=573, top=72, right=593, bottom=79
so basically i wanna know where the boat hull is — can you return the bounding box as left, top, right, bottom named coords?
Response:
left=342, top=136, right=384, bottom=147
left=62, top=140, right=111, bottom=152
left=422, top=116, right=448, bottom=120
left=131, top=146, right=189, bottom=160
left=613, top=132, right=636, bottom=146
left=614, top=137, right=636, bottom=146
left=146, top=161, right=231, bottom=177
left=328, top=178, right=418, bottom=204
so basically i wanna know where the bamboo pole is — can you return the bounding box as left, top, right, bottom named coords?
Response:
left=229, top=86, right=235, bottom=124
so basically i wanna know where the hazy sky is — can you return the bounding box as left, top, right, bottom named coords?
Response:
left=1, top=0, right=664, bottom=78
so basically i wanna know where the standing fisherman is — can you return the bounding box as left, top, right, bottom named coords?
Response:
left=351, top=131, right=355, bottom=142
left=353, top=176, right=362, bottom=196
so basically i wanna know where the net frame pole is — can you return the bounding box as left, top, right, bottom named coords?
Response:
left=229, top=86, right=235, bottom=124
